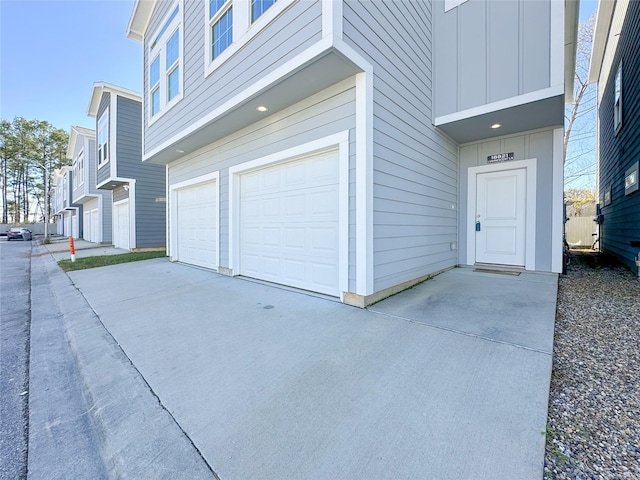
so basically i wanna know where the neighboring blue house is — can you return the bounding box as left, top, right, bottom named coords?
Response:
left=126, top=0, right=578, bottom=306
left=51, top=166, right=82, bottom=238
left=87, top=82, right=166, bottom=251
left=68, top=125, right=112, bottom=243
left=589, top=0, right=640, bottom=274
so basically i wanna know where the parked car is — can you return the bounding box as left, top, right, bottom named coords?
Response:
left=7, top=228, right=32, bottom=241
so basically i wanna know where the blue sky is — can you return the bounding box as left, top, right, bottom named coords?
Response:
left=1, top=0, right=141, bottom=132
left=0, top=0, right=599, bottom=134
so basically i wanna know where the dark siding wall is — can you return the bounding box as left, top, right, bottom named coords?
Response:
left=116, top=96, right=166, bottom=248
left=97, top=92, right=111, bottom=185
left=598, top=0, right=640, bottom=273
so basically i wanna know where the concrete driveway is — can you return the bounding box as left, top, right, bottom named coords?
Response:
left=57, top=258, right=557, bottom=480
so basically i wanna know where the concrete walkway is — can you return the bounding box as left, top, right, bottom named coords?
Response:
left=30, top=239, right=558, bottom=479
left=42, top=235, right=130, bottom=261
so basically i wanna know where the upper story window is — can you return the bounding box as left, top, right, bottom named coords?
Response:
left=97, top=111, right=109, bottom=166
left=614, top=62, right=622, bottom=135
left=73, top=149, right=85, bottom=186
left=251, top=0, right=276, bottom=23
left=205, top=0, right=293, bottom=77
left=63, top=176, right=68, bottom=201
left=148, top=2, right=183, bottom=122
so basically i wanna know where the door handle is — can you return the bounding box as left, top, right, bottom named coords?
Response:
left=475, top=221, right=481, bottom=232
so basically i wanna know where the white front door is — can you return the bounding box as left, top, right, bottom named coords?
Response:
left=238, top=150, right=340, bottom=296
left=113, top=201, right=130, bottom=250
left=91, top=209, right=99, bottom=243
left=475, top=168, right=526, bottom=266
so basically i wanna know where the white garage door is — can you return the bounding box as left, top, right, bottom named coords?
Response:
left=113, top=201, right=130, bottom=250
left=239, top=150, right=339, bottom=296
left=83, top=212, right=91, bottom=240
left=175, top=181, right=217, bottom=269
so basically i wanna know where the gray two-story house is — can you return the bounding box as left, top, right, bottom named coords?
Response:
left=127, top=0, right=578, bottom=306
left=589, top=0, right=640, bottom=274
left=68, top=125, right=112, bottom=243
left=87, top=82, right=166, bottom=251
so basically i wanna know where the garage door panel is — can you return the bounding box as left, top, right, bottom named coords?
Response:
left=175, top=181, right=217, bottom=270
left=239, top=150, right=339, bottom=296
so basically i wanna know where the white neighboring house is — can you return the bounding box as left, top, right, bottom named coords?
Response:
left=127, top=0, right=579, bottom=306
left=51, top=166, right=80, bottom=237
left=67, top=125, right=112, bottom=244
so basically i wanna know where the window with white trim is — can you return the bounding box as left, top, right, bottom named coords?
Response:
left=147, top=2, right=183, bottom=121
left=614, top=62, right=622, bottom=134
left=97, top=111, right=109, bottom=167
left=205, top=0, right=293, bottom=77
left=74, top=149, right=85, bottom=186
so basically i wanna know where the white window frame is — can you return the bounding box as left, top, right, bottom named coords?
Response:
left=204, top=0, right=295, bottom=78
left=147, top=1, right=184, bottom=125
left=614, top=61, right=622, bottom=135
left=97, top=110, right=109, bottom=167
left=75, top=149, right=85, bottom=187
left=445, top=0, right=469, bottom=12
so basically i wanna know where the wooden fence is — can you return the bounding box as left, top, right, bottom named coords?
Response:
left=565, top=216, right=598, bottom=248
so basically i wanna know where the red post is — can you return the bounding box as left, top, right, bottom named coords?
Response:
left=69, top=237, right=76, bottom=262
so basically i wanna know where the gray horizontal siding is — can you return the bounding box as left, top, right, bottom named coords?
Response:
left=112, top=94, right=165, bottom=248
left=434, top=0, right=552, bottom=117
left=168, top=79, right=356, bottom=276
left=459, top=129, right=556, bottom=271
left=144, top=0, right=323, bottom=153
left=343, top=0, right=459, bottom=292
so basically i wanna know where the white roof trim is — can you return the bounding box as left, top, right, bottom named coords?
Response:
left=588, top=0, right=616, bottom=84
left=66, top=126, right=95, bottom=159
left=127, top=0, right=155, bottom=42
left=87, top=82, right=142, bottom=117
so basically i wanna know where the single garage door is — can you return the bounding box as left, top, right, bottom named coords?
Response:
left=113, top=201, right=130, bottom=250
left=83, top=212, right=90, bottom=240
left=175, top=180, right=217, bottom=269
left=239, top=150, right=339, bottom=296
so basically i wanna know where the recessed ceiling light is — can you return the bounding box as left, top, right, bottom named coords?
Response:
left=256, top=105, right=269, bottom=112
left=491, top=123, right=502, bottom=129
left=176, top=149, right=185, bottom=153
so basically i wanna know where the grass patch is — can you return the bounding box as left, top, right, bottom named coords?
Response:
left=58, top=250, right=166, bottom=272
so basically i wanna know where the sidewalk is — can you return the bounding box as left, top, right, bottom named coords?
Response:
left=42, top=235, right=129, bottom=262
left=30, top=237, right=558, bottom=479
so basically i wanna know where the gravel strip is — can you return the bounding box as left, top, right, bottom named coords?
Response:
left=545, top=251, right=640, bottom=479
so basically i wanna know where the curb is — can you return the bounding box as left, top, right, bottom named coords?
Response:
left=30, top=244, right=215, bottom=479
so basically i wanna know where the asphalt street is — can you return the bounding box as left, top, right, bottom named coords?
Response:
left=0, top=238, right=31, bottom=480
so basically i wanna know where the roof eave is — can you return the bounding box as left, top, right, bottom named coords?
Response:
left=588, top=0, right=616, bottom=84
left=564, top=0, right=580, bottom=104
left=127, top=0, right=155, bottom=43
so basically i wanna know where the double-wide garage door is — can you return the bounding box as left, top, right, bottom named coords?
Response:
left=175, top=181, right=218, bottom=270
left=239, top=151, right=339, bottom=296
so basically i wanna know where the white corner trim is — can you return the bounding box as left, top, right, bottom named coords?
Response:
left=435, top=85, right=565, bottom=126
left=466, top=158, right=537, bottom=271
left=551, top=128, right=563, bottom=273
left=550, top=0, right=564, bottom=89
left=355, top=71, right=373, bottom=296
left=168, top=170, right=220, bottom=268
left=144, top=36, right=334, bottom=161
left=228, top=131, right=350, bottom=295
left=110, top=94, right=118, bottom=180
left=322, top=0, right=343, bottom=39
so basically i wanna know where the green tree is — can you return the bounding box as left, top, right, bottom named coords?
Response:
left=0, top=117, right=69, bottom=224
